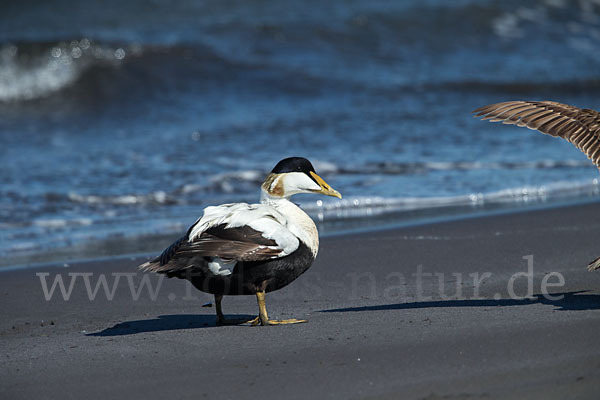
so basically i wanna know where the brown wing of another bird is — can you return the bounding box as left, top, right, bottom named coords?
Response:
left=473, top=101, right=600, bottom=170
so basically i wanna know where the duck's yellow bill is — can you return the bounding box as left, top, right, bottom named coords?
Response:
left=310, top=171, right=342, bottom=199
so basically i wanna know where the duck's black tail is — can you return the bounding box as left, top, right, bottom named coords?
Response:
left=138, top=235, right=188, bottom=273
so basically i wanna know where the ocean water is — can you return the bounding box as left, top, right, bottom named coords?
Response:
left=2, top=0, right=600, bottom=267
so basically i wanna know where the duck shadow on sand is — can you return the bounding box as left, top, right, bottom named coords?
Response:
left=320, top=291, right=600, bottom=313
left=87, top=313, right=255, bottom=337
left=88, top=292, right=599, bottom=336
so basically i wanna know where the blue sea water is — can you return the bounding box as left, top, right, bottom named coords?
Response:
left=1, top=0, right=600, bottom=267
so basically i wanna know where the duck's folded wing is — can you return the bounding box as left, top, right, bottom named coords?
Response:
left=139, top=203, right=299, bottom=273
left=175, top=224, right=287, bottom=262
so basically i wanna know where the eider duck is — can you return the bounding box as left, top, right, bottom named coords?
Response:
left=473, top=100, right=600, bottom=270
left=139, top=157, right=342, bottom=325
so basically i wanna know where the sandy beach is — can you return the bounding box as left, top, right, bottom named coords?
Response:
left=2, top=202, right=600, bottom=399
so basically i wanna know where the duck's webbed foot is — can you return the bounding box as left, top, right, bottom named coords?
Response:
left=214, top=293, right=307, bottom=326
left=249, top=291, right=308, bottom=326
left=242, top=316, right=307, bottom=326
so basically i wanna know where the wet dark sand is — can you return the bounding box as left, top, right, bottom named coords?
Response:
left=2, top=202, right=600, bottom=399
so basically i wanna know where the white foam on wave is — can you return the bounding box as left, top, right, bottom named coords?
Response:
left=0, top=40, right=139, bottom=102
left=312, top=160, right=340, bottom=174
left=358, top=160, right=593, bottom=175
left=67, top=191, right=174, bottom=205
left=209, top=170, right=263, bottom=183
left=302, top=178, right=600, bottom=221
left=33, top=218, right=93, bottom=229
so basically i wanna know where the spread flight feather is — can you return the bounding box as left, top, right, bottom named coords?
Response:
left=473, top=101, right=600, bottom=168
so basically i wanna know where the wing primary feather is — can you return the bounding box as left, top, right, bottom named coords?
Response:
left=541, top=116, right=571, bottom=137
left=528, top=114, right=561, bottom=131
left=486, top=103, right=531, bottom=121
left=480, top=104, right=521, bottom=120
left=472, top=101, right=521, bottom=116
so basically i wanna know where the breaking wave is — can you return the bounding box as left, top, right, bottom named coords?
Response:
left=3, top=0, right=600, bottom=103
left=0, top=40, right=143, bottom=102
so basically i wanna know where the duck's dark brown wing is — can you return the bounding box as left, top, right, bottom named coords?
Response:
left=139, top=224, right=284, bottom=275
left=473, top=101, right=600, bottom=169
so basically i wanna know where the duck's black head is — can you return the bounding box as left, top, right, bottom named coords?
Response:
left=270, top=157, right=316, bottom=175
